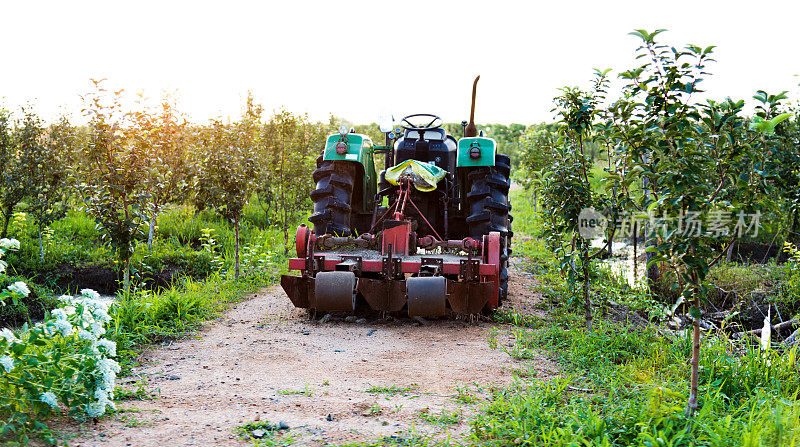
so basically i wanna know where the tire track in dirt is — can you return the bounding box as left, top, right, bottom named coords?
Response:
left=60, top=265, right=555, bottom=446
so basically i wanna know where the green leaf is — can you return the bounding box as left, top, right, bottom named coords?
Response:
left=769, top=113, right=792, bottom=127
left=689, top=306, right=702, bottom=319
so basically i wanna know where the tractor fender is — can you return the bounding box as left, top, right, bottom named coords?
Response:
left=322, top=134, right=373, bottom=166
left=321, top=133, right=377, bottom=213
left=456, top=137, right=496, bottom=167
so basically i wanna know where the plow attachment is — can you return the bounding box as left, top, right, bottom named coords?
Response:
left=280, top=230, right=502, bottom=317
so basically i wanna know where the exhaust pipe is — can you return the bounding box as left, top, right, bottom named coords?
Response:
left=464, top=75, right=480, bottom=137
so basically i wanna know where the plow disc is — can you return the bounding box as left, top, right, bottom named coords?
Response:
left=407, top=276, right=447, bottom=317
left=313, top=271, right=356, bottom=311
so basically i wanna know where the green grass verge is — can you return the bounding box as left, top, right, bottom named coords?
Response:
left=472, top=186, right=800, bottom=447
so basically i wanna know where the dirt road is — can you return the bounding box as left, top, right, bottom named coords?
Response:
left=61, top=267, right=553, bottom=446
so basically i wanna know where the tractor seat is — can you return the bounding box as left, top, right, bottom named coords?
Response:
left=404, top=129, right=446, bottom=141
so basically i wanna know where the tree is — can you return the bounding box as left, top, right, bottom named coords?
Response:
left=540, top=72, right=611, bottom=330
left=261, top=110, right=325, bottom=254
left=763, top=92, right=800, bottom=244
left=0, top=110, right=26, bottom=239
left=193, top=118, right=256, bottom=280
left=599, top=29, right=785, bottom=416
left=17, top=112, right=71, bottom=261
left=78, top=79, right=148, bottom=295
left=131, top=94, right=190, bottom=249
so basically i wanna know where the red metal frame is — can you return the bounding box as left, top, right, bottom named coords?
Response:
left=382, top=221, right=411, bottom=256
left=484, top=232, right=500, bottom=308
left=287, top=257, right=496, bottom=276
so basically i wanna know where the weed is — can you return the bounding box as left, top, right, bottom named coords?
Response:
left=363, top=404, right=382, bottom=416
left=417, top=408, right=462, bottom=425
left=365, top=384, right=419, bottom=396
left=493, top=309, right=543, bottom=328
left=277, top=384, right=314, bottom=396
left=114, top=378, right=157, bottom=401
left=234, top=420, right=295, bottom=446
left=336, top=430, right=432, bottom=447
left=116, top=413, right=151, bottom=428
left=451, top=385, right=478, bottom=405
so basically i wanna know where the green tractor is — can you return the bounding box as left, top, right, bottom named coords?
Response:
left=282, top=76, right=512, bottom=316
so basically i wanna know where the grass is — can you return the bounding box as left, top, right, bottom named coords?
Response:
left=417, top=408, right=461, bottom=426
left=472, top=312, right=800, bottom=446
left=234, top=420, right=295, bottom=446
left=467, top=188, right=800, bottom=447
left=114, top=378, right=158, bottom=401
left=365, top=384, right=419, bottom=396
left=363, top=404, right=383, bottom=416
left=276, top=384, right=315, bottom=396
left=451, top=385, right=479, bottom=405
left=335, top=431, right=434, bottom=447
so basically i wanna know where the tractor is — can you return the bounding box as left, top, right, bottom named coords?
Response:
left=281, top=76, right=513, bottom=317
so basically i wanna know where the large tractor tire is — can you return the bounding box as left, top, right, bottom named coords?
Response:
left=466, top=155, right=513, bottom=303
left=309, top=159, right=356, bottom=236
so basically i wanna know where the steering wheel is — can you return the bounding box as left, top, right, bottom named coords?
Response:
left=400, top=113, right=443, bottom=131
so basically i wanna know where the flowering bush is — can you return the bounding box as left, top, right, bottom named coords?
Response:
left=0, top=238, right=28, bottom=308
left=1, top=287, right=120, bottom=440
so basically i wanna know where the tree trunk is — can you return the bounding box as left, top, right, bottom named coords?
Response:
left=147, top=211, right=158, bottom=250
left=123, top=259, right=131, bottom=296
left=582, top=246, right=592, bottom=330
left=633, top=221, right=638, bottom=281
left=283, top=224, right=289, bottom=257
left=38, top=227, right=44, bottom=262
left=234, top=218, right=240, bottom=280
left=646, top=238, right=660, bottom=292
left=790, top=208, right=799, bottom=244
left=726, top=240, right=735, bottom=263
left=686, top=299, right=701, bottom=417
left=642, top=154, right=660, bottom=293
left=1, top=205, right=12, bottom=239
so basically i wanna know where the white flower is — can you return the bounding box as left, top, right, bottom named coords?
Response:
left=63, top=305, right=76, bottom=316
left=85, top=400, right=107, bottom=417
left=0, top=260, right=6, bottom=274
left=54, top=319, right=74, bottom=337
left=96, top=339, right=117, bottom=356
left=0, top=238, right=20, bottom=250
left=51, top=308, right=68, bottom=321
left=92, top=307, right=111, bottom=324
left=90, top=322, right=106, bottom=337
left=78, top=330, right=96, bottom=341
left=97, top=357, right=120, bottom=389
left=86, top=386, right=116, bottom=417
left=7, top=281, right=30, bottom=297
left=40, top=391, right=58, bottom=409
left=80, top=289, right=101, bottom=301
left=58, top=294, right=73, bottom=302
left=0, top=328, right=19, bottom=344
left=0, top=355, right=14, bottom=372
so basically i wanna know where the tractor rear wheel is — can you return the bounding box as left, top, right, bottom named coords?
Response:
left=309, top=160, right=356, bottom=236
left=466, top=161, right=512, bottom=303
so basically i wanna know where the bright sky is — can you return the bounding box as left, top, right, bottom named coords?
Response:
left=2, top=0, right=799, bottom=125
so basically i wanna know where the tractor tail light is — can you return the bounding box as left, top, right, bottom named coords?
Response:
left=469, top=144, right=481, bottom=159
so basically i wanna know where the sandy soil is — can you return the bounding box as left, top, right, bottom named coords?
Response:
left=59, top=265, right=554, bottom=446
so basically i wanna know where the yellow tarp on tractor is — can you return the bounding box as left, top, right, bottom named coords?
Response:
left=384, top=160, right=446, bottom=192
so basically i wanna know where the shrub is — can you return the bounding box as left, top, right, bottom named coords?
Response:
left=0, top=290, right=120, bottom=444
